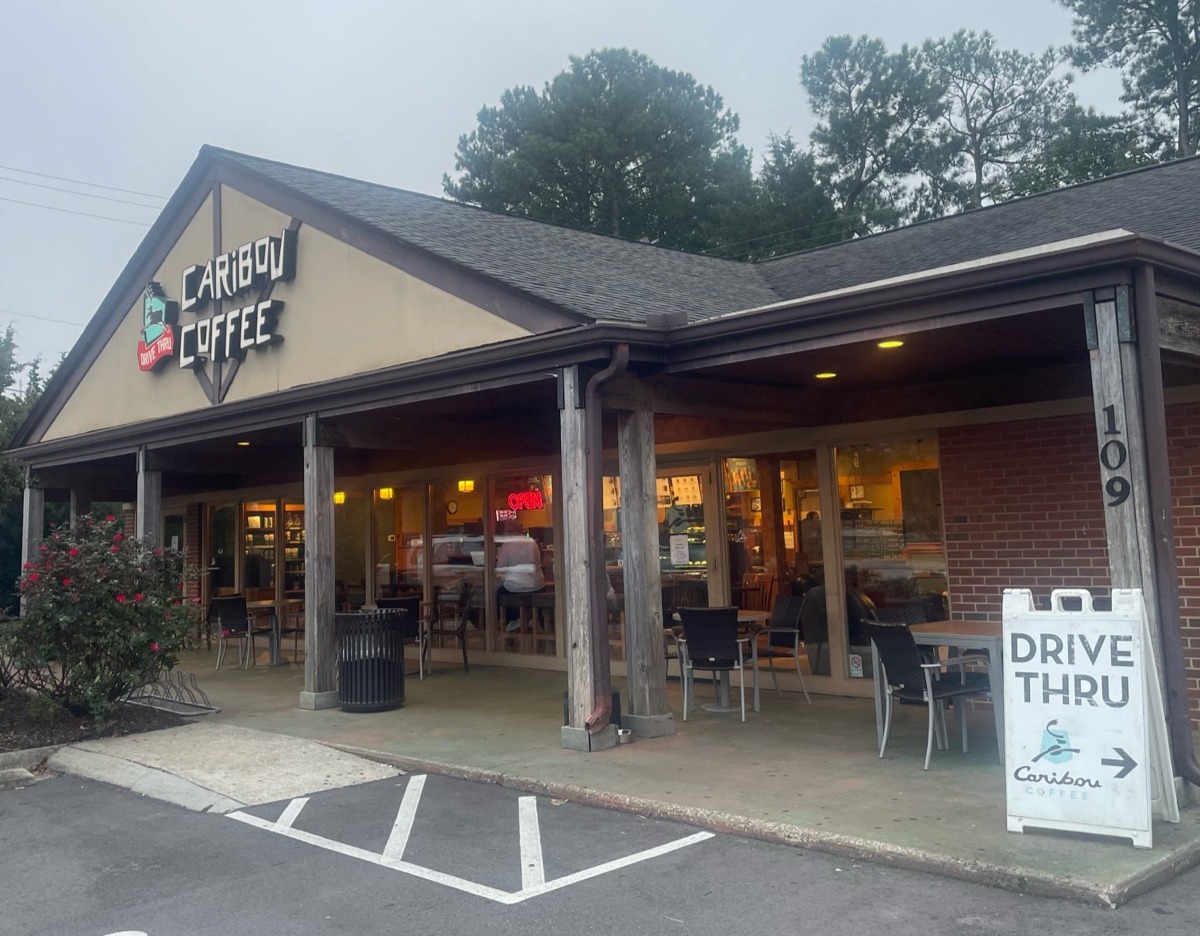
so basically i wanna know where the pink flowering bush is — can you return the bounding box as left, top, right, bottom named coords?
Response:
left=0, top=514, right=201, bottom=718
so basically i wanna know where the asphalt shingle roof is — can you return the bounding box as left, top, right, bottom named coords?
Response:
left=217, top=148, right=1200, bottom=323
left=215, top=148, right=780, bottom=324
left=757, top=157, right=1200, bottom=300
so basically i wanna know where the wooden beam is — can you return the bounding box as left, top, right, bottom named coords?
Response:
left=301, top=414, right=338, bottom=709
left=1157, top=298, right=1200, bottom=358
left=136, top=446, right=161, bottom=548
left=617, top=403, right=673, bottom=735
left=559, top=366, right=597, bottom=743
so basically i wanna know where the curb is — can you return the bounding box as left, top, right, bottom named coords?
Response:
left=0, top=745, right=61, bottom=772
left=326, top=740, right=1200, bottom=908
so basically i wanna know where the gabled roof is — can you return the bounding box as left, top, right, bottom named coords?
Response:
left=214, top=148, right=781, bottom=324
left=758, top=156, right=1200, bottom=299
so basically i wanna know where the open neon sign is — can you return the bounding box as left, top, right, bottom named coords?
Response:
left=507, top=491, right=545, bottom=511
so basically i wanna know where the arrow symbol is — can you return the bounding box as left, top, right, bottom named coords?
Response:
left=1101, top=747, right=1138, bottom=779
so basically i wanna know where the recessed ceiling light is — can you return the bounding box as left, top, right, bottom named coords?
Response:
left=236, top=441, right=250, bottom=447
left=878, top=339, right=904, bottom=349
left=815, top=372, right=837, bottom=380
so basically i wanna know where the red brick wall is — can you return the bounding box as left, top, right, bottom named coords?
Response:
left=940, top=406, right=1200, bottom=726
left=1166, top=401, right=1200, bottom=724
left=185, top=502, right=203, bottom=601
left=939, top=413, right=1111, bottom=621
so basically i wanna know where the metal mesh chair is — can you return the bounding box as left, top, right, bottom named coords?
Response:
left=866, top=622, right=991, bottom=770
left=752, top=594, right=812, bottom=704
left=423, top=579, right=474, bottom=674
left=678, top=606, right=748, bottom=722
left=208, top=595, right=273, bottom=669
left=376, top=596, right=425, bottom=679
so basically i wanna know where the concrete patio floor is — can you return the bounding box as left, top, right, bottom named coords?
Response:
left=169, top=648, right=1200, bottom=906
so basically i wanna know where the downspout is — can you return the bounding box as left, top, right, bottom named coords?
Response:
left=1134, top=265, right=1200, bottom=787
left=583, top=343, right=630, bottom=733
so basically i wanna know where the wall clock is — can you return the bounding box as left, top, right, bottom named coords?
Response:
left=446, top=500, right=459, bottom=515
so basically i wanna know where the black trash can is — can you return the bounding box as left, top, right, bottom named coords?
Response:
left=337, top=609, right=405, bottom=712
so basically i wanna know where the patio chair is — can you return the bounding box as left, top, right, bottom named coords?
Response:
left=751, top=594, right=812, bottom=704
left=423, top=579, right=474, bottom=674
left=208, top=594, right=272, bottom=669
left=678, top=606, right=748, bottom=722
left=797, top=589, right=829, bottom=676
left=376, top=596, right=425, bottom=679
left=866, top=622, right=991, bottom=770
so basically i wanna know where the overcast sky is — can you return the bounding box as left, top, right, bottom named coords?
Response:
left=0, top=0, right=1125, bottom=375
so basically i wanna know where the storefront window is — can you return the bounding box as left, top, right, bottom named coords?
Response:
left=428, top=479, right=486, bottom=652
left=724, top=453, right=822, bottom=610
left=334, top=491, right=367, bottom=610
left=836, top=439, right=947, bottom=668
left=242, top=501, right=277, bottom=602
left=372, top=485, right=424, bottom=601
left=491, top=473, right=554, bottom=656
left=209, top=503, right=237, bottom=596
left=604, top=471, right=708, bottom=661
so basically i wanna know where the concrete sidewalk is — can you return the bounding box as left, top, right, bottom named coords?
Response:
left=16, top=650, right=1200, bottom=907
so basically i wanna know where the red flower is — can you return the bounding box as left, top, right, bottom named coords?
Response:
left=105, top=515, right=115, bottom=521
left=111, top=545, right=120, bottom=553
left=68, top=548, right=79, bottom=557
left=115, top=594, right=126, bottom=603
left=27, top=572, right=39, bottom=583
left=62, top=577, right=72, bottom=587
left=150, top=642, right=160, bottom=652
left=113, top=533, right=124, bottom=542
left=22, top=562, right=31, bottom=570
left=134, top=592, right=143, bottom=602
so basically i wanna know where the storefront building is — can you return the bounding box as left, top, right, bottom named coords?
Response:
left=8, top=147, right=1200, bottom=779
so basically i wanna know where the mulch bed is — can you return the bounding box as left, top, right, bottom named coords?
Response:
left=0, top=688, right=189, bottom=754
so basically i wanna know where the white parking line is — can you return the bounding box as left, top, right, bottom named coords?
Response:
left=518, top=796, right=545, bottom=889
left=227, top=775, right=714, bottom=905
left=383, top=773, right=426, bottom=860
left=273, top=797, right=308, bottom=831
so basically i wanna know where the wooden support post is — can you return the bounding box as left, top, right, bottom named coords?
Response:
left=559, top=365, right=613, bottom=750
left=301, top=414, right=339, bottom=709
left=618, top=403, right=674, bottom=737
left=136, top=447, right=161, bottom=548
left=69, top=488, right=92, bottom=529
left=21, top=470, right=44, bottom=572
left=1086, top=289, right=1164, bottom=661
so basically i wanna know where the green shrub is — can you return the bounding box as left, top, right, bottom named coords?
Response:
left=0, top=514, right=201, bottom=718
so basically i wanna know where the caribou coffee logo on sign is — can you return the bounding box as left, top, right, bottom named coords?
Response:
left=136, top=282, right=178, bottom=371
left=137, top=227, right=296, bottom=372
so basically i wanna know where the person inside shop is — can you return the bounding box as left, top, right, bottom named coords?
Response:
left=496, top=518, right=545, bottom=632
left=796, top=567, right=876, bottom=676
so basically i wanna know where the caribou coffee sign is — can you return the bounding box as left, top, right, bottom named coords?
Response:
left=137, top=227, right=297, bottom=372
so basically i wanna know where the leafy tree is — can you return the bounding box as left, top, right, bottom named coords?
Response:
left=0, top=326, right=49, bottom=614
left=444, top=48, right=752, bottom=252
left=917, top=30, right=1075, bottom=213
left=1060, top=0, right=1200, bottom=156
left=1001, top=105, right=1160, bottom=197
left=800, top=35, right=943, bottom=237
left=706, top=134, right=841, bottom=260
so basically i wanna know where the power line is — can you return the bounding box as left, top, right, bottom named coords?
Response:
left=0, top=195, right=152, bottom=226
left=0, top=174, right=162, bottom=209
left=0, top=306, right=87, bottom=328
left=0, top=164, right=166, bottom=201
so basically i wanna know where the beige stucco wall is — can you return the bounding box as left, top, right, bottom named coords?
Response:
left=43, top=194, right=216, bottom=440
left=40, top=184, right=534, bottom=441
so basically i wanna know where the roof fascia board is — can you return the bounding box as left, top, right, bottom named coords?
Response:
left=666, top=236, right=1200, bottom=370
left=209, top=159, right=585, bottom=333
left=8, top=324, right=662, bottom=467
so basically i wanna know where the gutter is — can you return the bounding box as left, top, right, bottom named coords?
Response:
left=582, top=343, right=629, bottom=733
